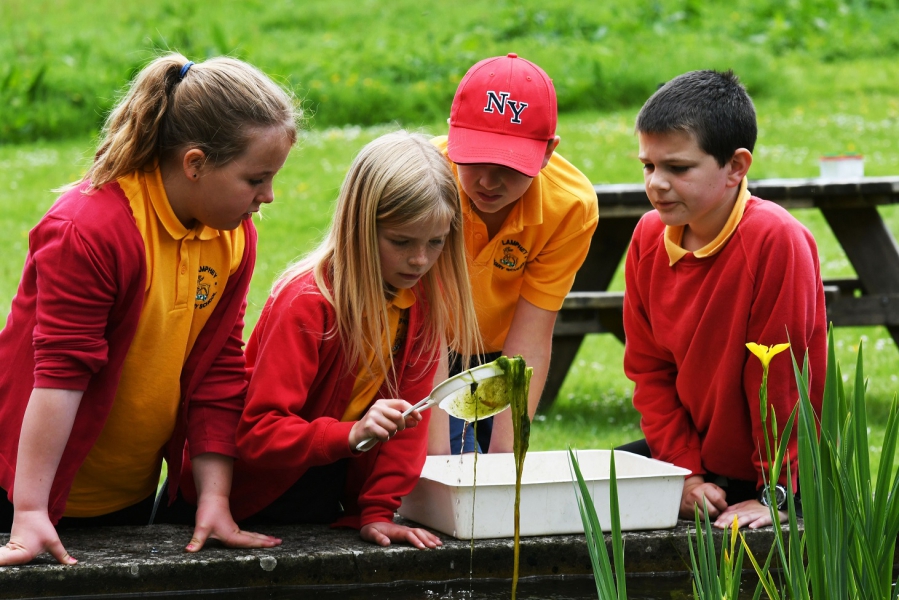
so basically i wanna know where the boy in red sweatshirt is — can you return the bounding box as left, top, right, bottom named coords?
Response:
left=621, top=70, right=827, bottom=529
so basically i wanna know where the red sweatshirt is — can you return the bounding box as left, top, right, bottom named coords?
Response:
left=229, top=271, right=438, bottom=526
left=623, top=196, right=826, bottom=489
left=0, top=181, right=255, bottom=521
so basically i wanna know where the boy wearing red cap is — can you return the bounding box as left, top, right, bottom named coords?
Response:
left=621, top=70, right=826, bottom=528
left=429, top=53, right=599, bottom=455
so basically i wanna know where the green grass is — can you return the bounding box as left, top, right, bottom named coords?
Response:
left=3, top=0, right=899, bottom=141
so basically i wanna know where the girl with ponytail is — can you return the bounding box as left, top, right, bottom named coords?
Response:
left=0, top=52, right=300, bottom=565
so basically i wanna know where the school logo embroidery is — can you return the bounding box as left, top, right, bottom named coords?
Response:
left=483, top=91, right=528, bottom=124
left=195, top=265, right=218, bottom=309
left=494, top=239, right=528, bottom=272
left=499, top=246, right=517, bottom=268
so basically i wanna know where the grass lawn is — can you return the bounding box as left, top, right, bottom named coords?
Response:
left=6, top=0, right=899, bottom=143
left=2, top=88, right=899, bottom=473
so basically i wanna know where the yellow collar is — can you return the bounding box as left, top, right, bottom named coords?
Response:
left=388, top=286, right=416, bottom=309
left=119, top=167, right=218, bottom=241
left=518, top=178, right=542, bottom=227
left=664, top=178, right=749, bottom=266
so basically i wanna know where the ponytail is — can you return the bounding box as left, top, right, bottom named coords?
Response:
left=82, top=52, right=299, bottom=190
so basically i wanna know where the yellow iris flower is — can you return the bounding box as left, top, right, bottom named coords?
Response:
left=745, top=342, right=791, bottom=369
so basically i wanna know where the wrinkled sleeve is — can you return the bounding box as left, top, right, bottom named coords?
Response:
left=236, top=287, right=356, bottom=470
left=623, top=218, right=703, bottom=475
left=336, top=334, right=439, bottom=528
left=520, top=196, right=598, bottom=311
left=186, top=226, right=253, bottom=459
left=31, top=217, right=117, bottom=390
left=743, top=221, right=826, bottom=489
left=185, top=295, right=248, bottom=459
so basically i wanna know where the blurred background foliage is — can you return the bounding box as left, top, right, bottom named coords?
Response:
left=3, top=0, right=899, bottom=143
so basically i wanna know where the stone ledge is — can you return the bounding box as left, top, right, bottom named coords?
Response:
left=0, top=518, right=795, bottom=598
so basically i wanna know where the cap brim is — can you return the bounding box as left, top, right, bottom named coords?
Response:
left=447, top=126, right=547, bottom=177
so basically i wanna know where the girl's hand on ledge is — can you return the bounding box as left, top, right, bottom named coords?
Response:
left=0, top=508, right=77, bottom=566
left=186, top=493, right=281, bottom=552
left=360, top=521, right=442, bottom=550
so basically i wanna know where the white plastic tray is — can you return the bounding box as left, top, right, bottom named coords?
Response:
left=398, top=449, right=689, bottom=539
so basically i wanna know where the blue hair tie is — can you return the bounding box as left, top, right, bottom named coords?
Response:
left=178, top=61, right=194, bottom=81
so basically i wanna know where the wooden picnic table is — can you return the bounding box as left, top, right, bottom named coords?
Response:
left=541, top=176, right=899, bottom=412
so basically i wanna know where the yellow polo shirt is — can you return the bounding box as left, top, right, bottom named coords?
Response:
left=434, top=137, right=598, bottom=352
left=341, top=287, right=415, bottom=421
left=64, top=168, right=245, bottom=517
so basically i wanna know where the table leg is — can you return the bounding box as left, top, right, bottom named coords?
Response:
left=821, top=206, right=899, bottom=346
left=540, top=215, right=639, bottom=413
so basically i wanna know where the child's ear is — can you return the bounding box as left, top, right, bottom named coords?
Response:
left=726, top=148, right=753, bottom=187
left=182, top=148, right=207, bottom=180
left=540, top=136, right=561, bottom=170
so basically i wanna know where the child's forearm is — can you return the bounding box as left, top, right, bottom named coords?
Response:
left=488, top=298, right=555, bottom=453
left=191, top=453, right=234, bottom=505
left=501, top=298, right=555, bottom=418
left=186, top=452, right=282, bottom=552
left=13, top=388, right=83, bottom=512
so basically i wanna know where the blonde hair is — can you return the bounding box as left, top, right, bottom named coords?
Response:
left=276, top=131, right=482, bottom=391
left=82, top=52, right=300, bottom=189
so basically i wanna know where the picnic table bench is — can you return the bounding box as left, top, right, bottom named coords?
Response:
left=541, top=176, right=899, bottom=412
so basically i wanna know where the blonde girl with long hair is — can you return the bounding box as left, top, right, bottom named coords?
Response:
left=231, top=131, right=481, bottom=548
left=0, top=52, right=300, bottom=566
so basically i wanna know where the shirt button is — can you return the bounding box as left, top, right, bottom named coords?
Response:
left=180, top=265, right=187, bottom=274
left=475, top=233, right=483, bottom=240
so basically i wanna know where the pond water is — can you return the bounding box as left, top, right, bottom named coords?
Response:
left=38, top=574, right=700, bottom=599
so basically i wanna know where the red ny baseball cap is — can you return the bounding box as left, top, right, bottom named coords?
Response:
left=447, top=53, right=557, bottom=177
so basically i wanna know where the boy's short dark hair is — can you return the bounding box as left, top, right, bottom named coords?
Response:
left=635, top=70, right=757, bottom=167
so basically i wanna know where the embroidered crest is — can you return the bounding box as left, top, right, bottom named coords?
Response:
left=195, top=265, right=219, bottom=309
left=494, top=239, right=528, bottom=272
left=499, top=246, right=517, bottom=268
left=483, top=91, right=529, bottom=124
